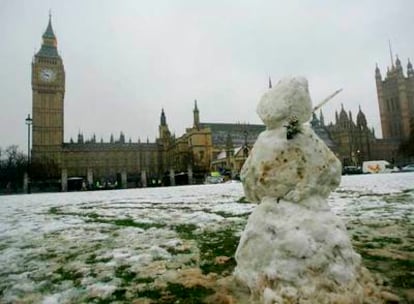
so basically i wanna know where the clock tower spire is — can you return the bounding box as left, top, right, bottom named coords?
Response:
left=31, top=14, right=65, bottom=171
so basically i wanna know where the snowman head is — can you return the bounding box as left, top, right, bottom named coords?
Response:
left=257, top=77, right=313, bottom=129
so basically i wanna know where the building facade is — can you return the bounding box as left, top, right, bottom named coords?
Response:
left=32, top=17, right=412, bottom=190
left=373, top=56, right=414, bottom=162
left=31, top=16, right=65, bottom=169
left=375, top=57, right=414, bottom=141
left=31, top=16, right=173, bottom=189
left=323, top=106, right=376, bottom=166
left=30, top=17, right=342, bottom=189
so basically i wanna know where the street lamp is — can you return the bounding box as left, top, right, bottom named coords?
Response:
left=243, top=129, right=249, bottom=158
left=25, top=114, right=32, bottom=193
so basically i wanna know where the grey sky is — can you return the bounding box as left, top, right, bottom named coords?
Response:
left=1, top=0, right=414, bottom=150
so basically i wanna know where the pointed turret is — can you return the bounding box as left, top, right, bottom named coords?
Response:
left=396, top=56, right=401, bottom=67
left=375, top=63, right=382, bottom=81
left=43, top=12, right=56, bottom=40
left=119, top=132, right=125, bottom=144
left=389, top=40, right=395, bottom=69
left=396, top=55, right=403, bottom=75
left=407, top=59, right=414, bottom=77
left=339, top=104, right=348, bottom=120
left=193, top=99, right=200, bottom=129
left=159, top=108, right=171, bottom=140
left=160, top=108, right=167, bottom=126
left=77, top=132, right=84, bottom=144
left=356, top=105, right=368, bottom=129
left=319, top=109, right=325, bottom=126
left=37, top=13, right=59, bottom=57
left=310, top=112, right=319, bottom=128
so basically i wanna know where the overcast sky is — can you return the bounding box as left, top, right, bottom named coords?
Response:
left=1, top=0, right=414, bottom=150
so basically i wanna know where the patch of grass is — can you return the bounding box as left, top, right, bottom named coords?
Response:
left=135, top=277, right=154, bottom=284
left=113, top=218, right=165, bottom=229
left=214, top=211, right=236, bottom=218
left=166, top=247, right=192, bottom=255
left=400, top=245, right=414, bottom=252
left=115, top=265, right=136, bottom=283
left=48, top=206, right=60, bottom=214
left=165, top=282, right=214, bottom=303
left=52, top=267, right=83, bottom=287
left=87, top=288, right=127, bottom=303
left=357, top=249, right=414, bottom=292
left=136, top=282, right=214, bottom=303
left=198, top=227, right=238, bottom=275
left=64, top=251, right=79, bottom=262
left=37, top=280, right=55, bottom=293
left=384, top=193, right=412, bottom=203
left=85, top=253, right=97, bottom=264
left=137, top=288, right=162, bottom=299
left=86, top=212, right=100, bottom=219
left=0, top=243, right=8, bottom=251
left=214, top=210, right=251, bottom=218
left=237, top=196, right=250, bottom=204
left=38, top=252, right=58, bottom=260
left=174, top=223, right=197, bottom=239
left=96, top=256, right=112, bottom=263
left=363, top=242, right=381, bottom=249
left=85, top=217, right=166, bottom=230
left=174, top=224, right=239, bottom=275
left=372, top=236, right=403, bottom=244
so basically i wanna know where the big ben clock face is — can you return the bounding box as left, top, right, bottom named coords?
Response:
left=39, top=68, right=56, bottom=82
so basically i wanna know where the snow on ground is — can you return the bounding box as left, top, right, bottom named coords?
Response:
left=0, top=173, right=413, bottom=303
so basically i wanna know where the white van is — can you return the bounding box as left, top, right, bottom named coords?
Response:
left=362, top=160, right=399, bottom=174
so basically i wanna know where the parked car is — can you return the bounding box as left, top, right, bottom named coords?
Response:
left=401, top=164, right=414, bottom=172
left=342, top=166, right=362, bottom=175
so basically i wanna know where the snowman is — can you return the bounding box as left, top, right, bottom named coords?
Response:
left=234, top=77, right=369, bottom=303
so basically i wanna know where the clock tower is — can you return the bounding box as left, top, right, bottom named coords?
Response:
left=32, top=14, right=65, bottom=168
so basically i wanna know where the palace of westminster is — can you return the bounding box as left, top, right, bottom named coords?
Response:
left=30, top=17, right=414, bottom=189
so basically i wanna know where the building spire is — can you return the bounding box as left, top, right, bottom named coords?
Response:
left=36, top=11, right=58, bottom=58
left=268, top=76, right=272, bottom=89
left=388, top=40, right=394, bottom=68
left=194, top=99, right=198, bottom=111
left=43, top=11, right=56, bottom=40
left=160, top=108, right=167, bottom=126
left=193, top=99, right=200, bottom=129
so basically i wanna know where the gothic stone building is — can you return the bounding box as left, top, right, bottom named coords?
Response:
left=32, top=17, right=176, bottom=189
left=320, top=53, right=414, bottom=167
left=31, top=16, right=259, bottom=188
left=374, top=56, right=414, bottom=161
left=322, top=106, right=375, bottom=166
left=34, top=17, right=410, bottom=189
left=31, top=16, right=342, bottom=189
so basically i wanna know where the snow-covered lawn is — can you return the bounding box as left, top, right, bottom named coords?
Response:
left=0, top=173, right=413, bottom=303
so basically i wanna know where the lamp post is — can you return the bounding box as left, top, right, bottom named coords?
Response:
left=243, top=129, right=249, bottom=158
left=25, top=114, right=32, bottom=193
left=356, top=149, right=361, bottom=167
